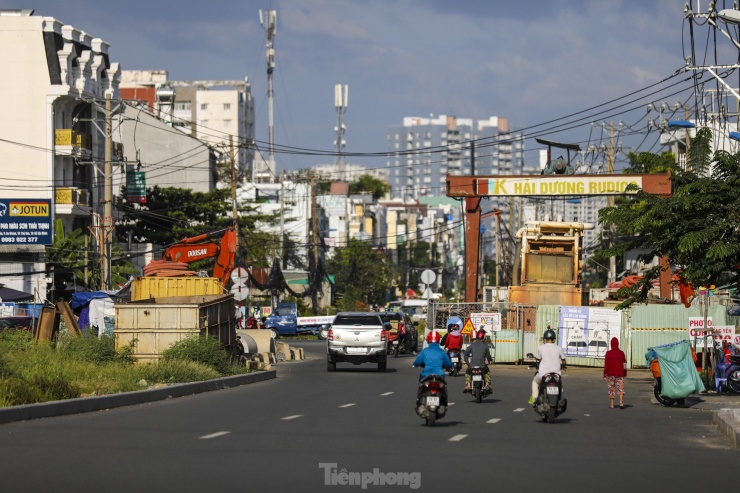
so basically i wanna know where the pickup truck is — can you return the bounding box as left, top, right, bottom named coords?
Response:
left=326, top=312, right=389, bottom=372
left=264, top=302, right=334, bottom=339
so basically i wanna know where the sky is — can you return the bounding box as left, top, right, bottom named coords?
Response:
left=3, top=0, right=736, bottom=174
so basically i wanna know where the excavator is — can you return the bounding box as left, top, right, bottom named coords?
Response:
left=143, top=227, right=237, bottom=288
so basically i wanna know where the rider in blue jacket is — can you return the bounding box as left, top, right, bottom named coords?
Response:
left=413, top=330, right=453, bottom=380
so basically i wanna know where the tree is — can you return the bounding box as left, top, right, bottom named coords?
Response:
left=598, top=127, right=740, bottom=308
left=326, top=239, right=394, bottom=310
left=349, top=175, right=390, bottom=200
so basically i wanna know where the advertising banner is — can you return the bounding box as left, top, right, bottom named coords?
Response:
left=0, top=199, right=53, bottom=245
left=558, top=306, right=622, bottom=358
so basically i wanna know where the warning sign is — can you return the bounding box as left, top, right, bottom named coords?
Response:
left=462, top=318, right=475, bottom=335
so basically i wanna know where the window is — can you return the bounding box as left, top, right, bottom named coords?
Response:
left=223, top=119, right=231, bottom=126
left=174, top=102, right=191, bottom=111
left=200, top=103, right=208, bottom=110
left=223, top=103, right=231, bottom=110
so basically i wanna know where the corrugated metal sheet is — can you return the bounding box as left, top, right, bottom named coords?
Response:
left=627, top=304, right=730, bottom=368
left=490, top=329, right=521, bottom=364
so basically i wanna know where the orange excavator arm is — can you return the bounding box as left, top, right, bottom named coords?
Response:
left=161, top=227, right=237, bottom=286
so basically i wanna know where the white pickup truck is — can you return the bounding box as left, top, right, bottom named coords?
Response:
left=326, top=312, right=389, bottom=372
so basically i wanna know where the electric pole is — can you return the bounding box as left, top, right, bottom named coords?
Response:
left=310, top=171, right=320, bottom=314
left=230, top=135, right=239, bottom=259
left=607, top=121, right=616, bottom=285
left=102, top=92, right=113, bottom=290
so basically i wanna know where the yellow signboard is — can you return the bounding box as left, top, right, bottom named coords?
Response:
left=476, top=176, right=642, bottom=197
left=462, top=318, right=475, bottom=335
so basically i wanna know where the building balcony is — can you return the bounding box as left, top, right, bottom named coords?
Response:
left=55, top=129, right=92, bottom=158
left=55, top=187, right=90, bottom=206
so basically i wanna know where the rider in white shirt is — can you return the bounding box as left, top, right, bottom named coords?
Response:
left=530, top=327, right=567, bottom=405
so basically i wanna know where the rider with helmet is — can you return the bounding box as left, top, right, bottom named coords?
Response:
left=529, top=326, right=567, bottom=405
left=442, top=319, right=464, bottom=353
left=463, top=328, right=493, bottom=392
left=413, top=330, right=453, bottom=381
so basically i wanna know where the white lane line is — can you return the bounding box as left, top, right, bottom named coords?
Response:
left=448, top=402, right=455, bottom=406
left=449, top=434, right=468, bottom=442
left=487, top=418, right=501, bottom=424
left=339, top=403, right=356, bottom=408
left=513, top=408, right=525, bottom=413
left=281, top=415, right=304, bottom=420
left=199, top=431, right=230, bottom=440
left=380, top=392, right=394, bottom=396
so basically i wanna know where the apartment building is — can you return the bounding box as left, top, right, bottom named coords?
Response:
left=0, top=10, right=121, bottom=297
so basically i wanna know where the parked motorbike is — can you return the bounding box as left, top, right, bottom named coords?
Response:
left=415, top=375, right=448, bottom=427
left=527, top=353, right=567, bottom=423
left=446, top=349, right=463, bottom=376
left=716, top=354, right=740, bottom=394
left=469, top=365, right=492, bottom=403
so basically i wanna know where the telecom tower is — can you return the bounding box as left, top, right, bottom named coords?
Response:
left=260, top=9, right=277, bottom=179
left=334, top=83, right=348, bottom=180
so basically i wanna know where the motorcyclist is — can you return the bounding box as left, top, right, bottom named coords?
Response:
left=463, top=328, right=493, bottom=392
left=413, top=331, right=453, bottom=381
left=529, top=327, right=566, bottom=405
left=442, top=322, right=464, bottom=353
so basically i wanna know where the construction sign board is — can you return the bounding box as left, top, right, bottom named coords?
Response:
left=461, top=318, right=475, bottom=335
left=470, top=312, right=502, bottom=332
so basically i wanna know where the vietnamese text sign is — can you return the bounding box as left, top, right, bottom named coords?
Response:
left=470, top=312, right=502, bottom=332
left=476, top=176, right=644, bottom=197
left=0, top=199, right=52, bottom=245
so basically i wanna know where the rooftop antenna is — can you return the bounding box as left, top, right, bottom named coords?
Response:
left=260, top=9, right=277, bottom=180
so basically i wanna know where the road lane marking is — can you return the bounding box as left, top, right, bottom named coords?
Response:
left=487, top=418, right=501, bottom=424
left=513, top=408, right=525, bottom=412
left=339, top=403, right=356, bottom=408
left=380, top=392, right=393, bottom=396
left=199, top=431, right=230, bottom=439
left=448, top=402, right=455, bottom=406
left=281, top=415, right=304, bottom=420
left=449, top=434, right=468, bottom=442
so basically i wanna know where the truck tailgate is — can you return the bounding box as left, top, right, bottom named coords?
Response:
left=330, top=326, right=384, bottom=350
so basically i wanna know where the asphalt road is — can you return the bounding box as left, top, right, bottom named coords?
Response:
left=0, top=339, right=738, bottom=493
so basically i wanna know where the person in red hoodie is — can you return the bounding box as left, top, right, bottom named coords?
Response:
left=603, top=337, right=627, bottom=409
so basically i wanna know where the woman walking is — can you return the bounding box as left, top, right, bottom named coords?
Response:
left=603, top=337, right=627, bottom=409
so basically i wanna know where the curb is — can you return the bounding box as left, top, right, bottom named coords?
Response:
left=713, top=409, right=740, bottom=448
left=0, top=370, right=276, bottom=425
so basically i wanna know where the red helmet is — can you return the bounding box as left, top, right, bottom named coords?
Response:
left=475, top=329, right=486, bottom=340
left=426, top=331, right=441, bottom=343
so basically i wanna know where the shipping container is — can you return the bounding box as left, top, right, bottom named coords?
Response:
left=115, top=294, right=236, bottom=363
left=131, top=276, right=225, bottom=301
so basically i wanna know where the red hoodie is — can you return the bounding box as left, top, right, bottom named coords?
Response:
left=603, top=337, right=627, bottom=378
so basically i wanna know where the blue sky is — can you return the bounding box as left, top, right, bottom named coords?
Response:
left=3, top=0, right=727, bottom=173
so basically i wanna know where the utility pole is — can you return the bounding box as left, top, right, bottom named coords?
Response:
left=260, top=9, right=277, bottom=178
left=310, top=171, right=320, bottom=314
left=102, top=92, right=113, bottom=290
left=279, top=170, right=285, bottom=267
left=229, top=135, right=239, bottom=259
left=334, top=84, right=348, bottom=180
left=607, top=121, right=616, bottom=286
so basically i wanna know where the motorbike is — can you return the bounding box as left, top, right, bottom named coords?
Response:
left=716, top=353, right=740, bottom=394
left=446, top=349, right=463, bottom=376
left=415, top=375, right=448, bottom=427
left=469, top=365, right=492, bottom=403
left=526, top=353, right=567, bottom=423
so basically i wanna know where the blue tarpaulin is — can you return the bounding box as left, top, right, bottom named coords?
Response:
left=646, top=340, right=706, bottom=399
left=70, top=292, right=111, bottom=311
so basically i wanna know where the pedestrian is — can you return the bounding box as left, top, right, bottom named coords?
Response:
left=603, top=337, right=627, bottom=409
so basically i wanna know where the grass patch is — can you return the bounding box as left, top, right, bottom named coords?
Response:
left=0, top=331, right=251, bottom=408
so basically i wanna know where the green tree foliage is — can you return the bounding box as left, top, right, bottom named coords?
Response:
left=598, top=127, right=740, bottom=307
left=349, top=174, right=391, bottom=200
left=116, top=186, right=234, bottom=245
left=46, top=219, right=137, bottom=293
left=326, top=239, right=394, bottom=310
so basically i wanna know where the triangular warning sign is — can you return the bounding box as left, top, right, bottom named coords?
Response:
left=462, top=318, right=475, bottom=335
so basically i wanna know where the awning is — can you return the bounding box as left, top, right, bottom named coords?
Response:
left=0, top=284, right=34, bottom=302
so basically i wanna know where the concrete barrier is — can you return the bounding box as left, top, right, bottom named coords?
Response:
left=236, top=329, right=275, bottom=354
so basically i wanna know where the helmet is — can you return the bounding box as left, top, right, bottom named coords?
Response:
left=543, top=329, right=557, bottom=341
left=426, top=331, right=441, bottom=344
left=475, top=329, right=486, bottom=340
left=448, top=323, right=460, bottom=331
